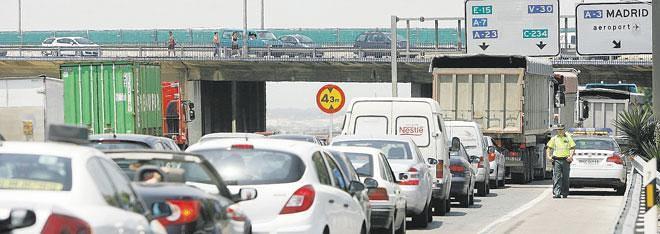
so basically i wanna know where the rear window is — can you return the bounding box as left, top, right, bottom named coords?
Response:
left=195, top=149, right=305, bottom=185
left=575, top=139, right=617, bottom=151
left=43, top=38, right=55, bottom=44
left=333, top=140, right=413, bottom=160
left=344, top=153, right=373, bottom=177
left=0, top=154, right=72, bottom=191
left=89, top=140, right=151, bottom=150
left=354, top=116, right=388, bottom=135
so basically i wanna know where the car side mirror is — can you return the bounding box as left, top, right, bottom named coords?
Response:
left=470, top=155, right=480, bottom=163
left=1, top=209, right=36, bottom=231
left=427, top=158, right=438, bottom=165
left=363, top=178, right=379, bottom=189
left=188, top=109, right=196, bottom=121
left=451, top=137, right=461, bottom=151
left=487, top=146, right=496, bottom=154
left=348, top=181, right=366, bottom=194
left=233, top=188, right=258, bottom=202
left=582, top=101, right=590, bottom=119
left=150, top=202, right=173, bottom=219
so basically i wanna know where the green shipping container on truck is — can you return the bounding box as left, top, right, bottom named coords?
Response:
left=61, top=62, right=162, bottom=136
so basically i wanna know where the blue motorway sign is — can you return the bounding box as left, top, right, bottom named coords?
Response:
left=473, top=30, right=498, bottom=39
left=583, top=10, right=604, bottom=19
left=528, top=5, right=554, bottom=14
left=472, top=18, right=488, bottom=27
left=522, top=29, right=549, bottom=38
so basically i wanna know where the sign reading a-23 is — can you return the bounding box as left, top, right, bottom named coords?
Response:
left=465, top=0, right=560, bottom=56
left=576, top=2, right=652, bottom=55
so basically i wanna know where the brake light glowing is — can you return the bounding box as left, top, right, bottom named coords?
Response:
left=368, top=187, right=389, bottom=200
left=280, top=185, right=315, bottom=214
left=157, top=200, right=200, bottom=226
left=450, top=165, right=465, bottom=173
left=399, top=167, right=420, bottom=185
left=508, top=152, right=519, bottom=157
left=436, top=160, right=444, bottom=179
left=488, top=153, right=496, bottom=162
left=41, top=214, right=91, bottom=234
left=607, top=154, right=624, bottom=165
left=231, top=144, right=254, bottom=150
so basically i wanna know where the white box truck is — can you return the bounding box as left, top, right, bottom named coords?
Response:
left=430, top=55, right=575, bottom=183
left=0, top=76, right=64, bottom=141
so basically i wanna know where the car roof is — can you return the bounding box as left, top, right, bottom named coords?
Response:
left=572, top=135, right=616, bottom=140
left=270, top=134, right=317, bottom=139
left=0, top=141, right=101, bottom=159
left=187, top=138, right=321, bottom=157
left=103, top=150, right=204, bottom=163
left=90, top=134, right=163, bottom=144
left=325, top=146, right=384, bottom=156
left=200, top=132, right=265, bottom=141
left=331, top=135, right=414, bottom=143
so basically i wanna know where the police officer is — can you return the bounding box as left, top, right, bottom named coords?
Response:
left=546, top=124, right=576, bottom=198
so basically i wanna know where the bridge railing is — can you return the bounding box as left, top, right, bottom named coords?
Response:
left=614, top=156, right=659, bottom=234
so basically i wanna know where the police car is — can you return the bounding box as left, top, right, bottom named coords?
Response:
left=568, top=128, right=627, bottom=195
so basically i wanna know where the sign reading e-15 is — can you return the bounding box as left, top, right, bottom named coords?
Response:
left=465, top=0, right=560, bottom=56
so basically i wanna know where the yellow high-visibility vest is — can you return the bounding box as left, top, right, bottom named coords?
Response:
left=547, top=134, right=576, bottom=158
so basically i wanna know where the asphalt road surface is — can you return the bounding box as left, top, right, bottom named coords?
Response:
left=407, top=180, right=623, bottom=234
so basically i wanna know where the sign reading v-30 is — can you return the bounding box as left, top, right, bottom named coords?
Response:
left=576, top=2, right=652, bottom=55
left=465, top=0, right=560, bottom=56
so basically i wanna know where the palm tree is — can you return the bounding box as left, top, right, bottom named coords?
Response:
left=615, top=105, right=657, bottom=160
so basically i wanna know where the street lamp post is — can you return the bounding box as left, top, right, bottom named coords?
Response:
left=18, top=0, right=23, bottom=55
left=242, top=0, right=248, bottom=57
left=260, top=0, right=265, bottom=30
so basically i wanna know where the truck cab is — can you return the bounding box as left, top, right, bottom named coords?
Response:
left=340, top=97, right=452, bottom=214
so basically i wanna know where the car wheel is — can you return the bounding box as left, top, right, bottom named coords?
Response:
left=432, top=198, right=447, bottom=216
left=361, top=222, right=367, bottom=234
left=323, top=226, right=330, bottom=234
left=411, top=203, right=429, bottom=228
left=469, top=192, right=475, bottom=206
left=486, top=182, right=491, bottom=195
left=477, top=182, right=487, bottom=196
left=395, top=211, right=406, bottom=234
left=460, top=193, right=470, bottom=208
left=445, top=198, right=451, bottom=212
left=427, top=201, right=433, bottom=222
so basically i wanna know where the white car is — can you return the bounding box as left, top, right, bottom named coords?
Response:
left=483, top=136, right=506, bottom=188
left=198, top=132, right=265, bottom=143
left=445, top=121, right=491, bottom=196
left=41, top=37, right=99, bottom=56
left=327, top=146, right=407, bottom=233
left=187, top=138, right=369, bottom=233
left=569, top=136, right=627, bottom=195
left=0, top=141, right=164, bottom=234
left=331, top=135, right=434, bottom=228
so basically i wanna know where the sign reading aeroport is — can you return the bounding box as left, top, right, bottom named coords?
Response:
left=576, top=2, right=652, bottom=55
left=465, top=0, right=560, bottom=57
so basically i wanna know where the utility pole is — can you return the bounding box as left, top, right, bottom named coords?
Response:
left=260, top=0, right=265, bottom=30
left=390, top=15, right=398, bottom=97
left=653, top=0, right=659, bottom=118
left=242, top=0, right=248, bottom=58
left=18, top=0, right=22, bottom=43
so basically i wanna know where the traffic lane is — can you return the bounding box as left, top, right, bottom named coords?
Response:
left=487, top=187, right=623, bottom=234
left=407, top=180, right=553, bottom=233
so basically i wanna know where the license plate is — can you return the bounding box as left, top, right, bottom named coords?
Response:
left=580, top=159, right=600, bottom=166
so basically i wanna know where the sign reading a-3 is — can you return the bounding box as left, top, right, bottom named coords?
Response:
left=576, top=2, right=652, bottom=55
left=465, top=0, right=560, bottom=56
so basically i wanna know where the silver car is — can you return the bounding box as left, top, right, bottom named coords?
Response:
left=332, top=135, right=434, bottom=228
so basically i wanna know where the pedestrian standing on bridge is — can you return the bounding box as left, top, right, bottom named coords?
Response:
left=168, top=31, right=177, bottom=56
left=546, top=124, right=576, bottom=199
left=213, top=32, right=221, bottom=57
left=231, top=32, right=239, bottom=57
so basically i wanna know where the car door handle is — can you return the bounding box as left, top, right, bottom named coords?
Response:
left=329, top=199, right=335, bottom=204
left=343, top=204, right=349, bottom=208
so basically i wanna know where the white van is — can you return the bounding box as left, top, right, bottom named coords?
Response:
left=340, top=97, right=452, bottom=215
left=445, top=121, right=491, bottom=196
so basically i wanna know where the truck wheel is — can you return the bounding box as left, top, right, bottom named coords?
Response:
left=512, top=173, right=524, bottom=184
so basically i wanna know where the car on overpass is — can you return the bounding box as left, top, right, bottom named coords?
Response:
left=220, top=29, right=283, bottom=57
left=278, top=34, right=322, bottom=58
left=353, top=31, right=407, bottom=58
left=41, top=37, right=99, bottom=57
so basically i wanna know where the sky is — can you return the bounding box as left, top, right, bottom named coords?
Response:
left=0, top=0, right=597, bottom=31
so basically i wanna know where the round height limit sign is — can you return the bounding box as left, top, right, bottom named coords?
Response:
left=316, top=84, right=345, bottom=114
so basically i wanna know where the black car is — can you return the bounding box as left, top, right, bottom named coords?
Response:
left=105, top=150, right=256, bottom=234
left=278, top=34, right=321, bottom=57
left=269, top=134, right=324, bottom=145
left=89, top=134, right=181, bottom=151
left=448, top=137, right=477, bottom=208
left=353, top=31, right=406, bottom=58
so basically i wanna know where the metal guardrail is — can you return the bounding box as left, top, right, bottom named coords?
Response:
left=615, top=156, right=659, bottom=234
left=0, top=45, right=652, bottom=66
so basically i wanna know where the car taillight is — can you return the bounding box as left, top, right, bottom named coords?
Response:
left=436, top=160, right=444, bottom=179
left=231, top=144, right=254, bottom=150
left=449, top=165, right=465, bottom=173
left=478, top=157, right=484, bottom=168
left=280, top=185, right=315, bottom=214
left=226, top=205, right=247, bottom=222
left=41, top=213, right=91, bottom=234
left=607, top=154, right=624, bottom=165
left=368, top=187, right=389, bottom=200
left=399, top=167, right=420, bottom=186
left=508, top=152, right=519, bottom=157
left=488, top=152, right=496, bottom=162
left=158, top=199, right=201, bottom=226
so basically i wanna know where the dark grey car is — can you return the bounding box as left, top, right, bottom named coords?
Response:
left=89, top=134, right=181, bottom=151
left=353, top=31, right=406, bottom=58
left=278, top=34, right=321, bottom=57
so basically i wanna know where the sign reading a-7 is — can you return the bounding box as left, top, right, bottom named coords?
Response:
left=473, top=6, right=493, bottom=15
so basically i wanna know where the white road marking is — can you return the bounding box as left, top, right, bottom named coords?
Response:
left=477, top=188, right=552, bottom=234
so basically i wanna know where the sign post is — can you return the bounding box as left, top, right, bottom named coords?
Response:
left=465, top=0, right=560, bottom=56
left=576, top=2, right=652, bottom=55
left=316, top=84, right=346, bottom=141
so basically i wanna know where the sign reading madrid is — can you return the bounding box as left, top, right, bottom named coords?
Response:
left=316, top=84, right=345, bottom=114
left=465, top=0, right=560, bottom=56
left=576, top=2, right=652, bottom=55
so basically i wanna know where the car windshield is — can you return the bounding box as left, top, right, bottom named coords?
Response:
left=575, top=138, right=617, bottom=151
left=296, top=35, right=314, bottom=43
left=344, top=153, right=373, bottom=177
left=194, top=149, right=305, bottom=186
left=0, top=154, right=72, bottom=191
left=112, top=156, right=230, bottom=197
left=257, top=32, right=277, bottom=40
left=88, top=140, right=151, bottom=150
left=74, top=38, right=94, bottom=45
left=43, top=38, right=55, bottom=44
left=333, top=140, right=412, bottom=160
